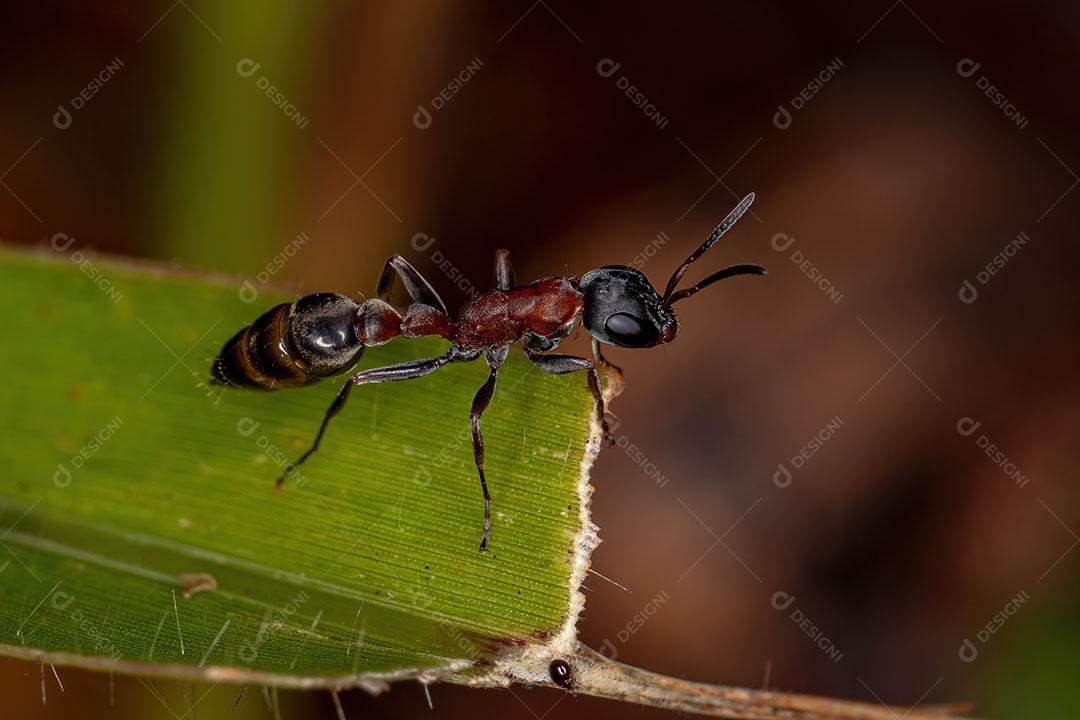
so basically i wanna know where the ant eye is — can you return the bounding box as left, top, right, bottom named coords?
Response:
left=604, top=312, right=656, bottom=347
left=605, top=312, right=643, bottom=338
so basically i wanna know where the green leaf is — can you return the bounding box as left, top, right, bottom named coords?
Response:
left=0, top=246, right=973, bottom=719
left=0, top=246, right=598, bottom=688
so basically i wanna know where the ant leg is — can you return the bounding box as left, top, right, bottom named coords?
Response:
left=470, top=368, right=498, bottom=552
left=376, top=255, right=448, bottom=315
left=524, top=350, right=615, bottom=447
left=277, top=351, right=454, bottom=486
left=494, top=249, right=515, bottom=291
left=470, top=347, right=508, bottom=552
left=591, top=338, right=625, bottom=398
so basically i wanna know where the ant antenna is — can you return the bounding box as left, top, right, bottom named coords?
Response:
left=664, top=263, right=767, bottom=305
left=661, top=193, right=762, bottom=305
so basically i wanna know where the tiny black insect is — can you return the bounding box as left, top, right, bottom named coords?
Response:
left=211, top=194, right=765, bottom=551
left=548, top=658, right=573, bottom=690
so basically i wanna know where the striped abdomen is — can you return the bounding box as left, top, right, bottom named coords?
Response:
left=212, top=293, right=365, bottom=390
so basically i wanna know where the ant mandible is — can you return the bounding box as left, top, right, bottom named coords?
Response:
left=211, top=193, right=765, bottom=551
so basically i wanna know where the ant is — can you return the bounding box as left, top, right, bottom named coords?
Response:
left=212, top=193, right=765, bottom=551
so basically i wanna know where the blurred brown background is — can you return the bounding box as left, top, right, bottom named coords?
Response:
left=1, top=1, right=1078, bottom=718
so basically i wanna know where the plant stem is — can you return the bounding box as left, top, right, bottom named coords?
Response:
left=566, top=644, right=973, bottom=720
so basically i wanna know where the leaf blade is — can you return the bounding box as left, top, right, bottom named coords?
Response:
left=0, top=247, right=596, bottom=684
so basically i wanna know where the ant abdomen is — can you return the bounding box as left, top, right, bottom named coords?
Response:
left=212, top=293, right=364, bottom=390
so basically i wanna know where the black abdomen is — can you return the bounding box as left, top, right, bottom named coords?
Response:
left=212, top=293, right=364, bottom=390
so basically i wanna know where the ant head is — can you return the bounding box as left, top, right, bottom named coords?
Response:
left=580, top=193, right=767, bottom=349
left=579, top=266, right=677, bottom=347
